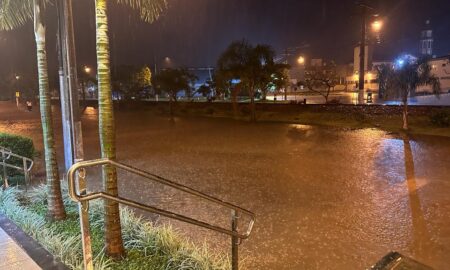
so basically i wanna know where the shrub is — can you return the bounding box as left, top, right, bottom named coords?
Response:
left=0, top=133, right=35, bottom=182
left=429, top=111, right=450, bottom=127
left=0, top=133, right=35, bottom=159
left=2, top=175, right=26, bottom=186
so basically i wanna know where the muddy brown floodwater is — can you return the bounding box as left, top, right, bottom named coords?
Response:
left=1, top=102, right=450, bottom=269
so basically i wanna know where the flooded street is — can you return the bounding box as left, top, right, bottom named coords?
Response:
left=1, top=102, right=450, bottom=269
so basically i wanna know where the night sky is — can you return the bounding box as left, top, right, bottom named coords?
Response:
left=1, top=0, right=449, bottom=82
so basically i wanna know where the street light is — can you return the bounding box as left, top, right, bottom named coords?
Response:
left=356, top=2, right=382, bottom=104
left=84, top=66, right=91, bottom=74
left=15, top=75, right=20, bottom=80
left=297, top=56, right=305, bottom=65
left=371, top=19, right=383, bottom=33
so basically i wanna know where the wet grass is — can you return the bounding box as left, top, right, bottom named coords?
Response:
left=158, top=104, right=450, bottom=138
left=0, top=186, right=231, bottom=270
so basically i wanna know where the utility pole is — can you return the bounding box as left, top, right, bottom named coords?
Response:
left=56, top=1, right=92, bottom=268
left=56, top=0, right=72, bottom=170
left=356, top=1, right=375, bottom=105
left=284, top=48, right=289, bottom=101
left=56, top=0, right=84, bottom=168
left=280, top=44, right=310, bottom=102
left=358, top=5, right=366, bottom=105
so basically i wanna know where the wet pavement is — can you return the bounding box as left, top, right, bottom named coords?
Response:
left=1, top=101, right=450, bottom=269
left=0, top=227, right=41, bottom=270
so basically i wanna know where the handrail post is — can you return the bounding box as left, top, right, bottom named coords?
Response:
left=231, top=209, right=239, bottom=270
left=23, top=158, right=28, bottom=191
left=1, top=151, right=6, bottom=184
left=76, top=167, right=94, bottom=270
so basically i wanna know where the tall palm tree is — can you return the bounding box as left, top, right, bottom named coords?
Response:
left=0, top=0, right=66, bottom=221
left=382, top=57, right=440, bottom=130
left=94, top=0, right=166, bottom=258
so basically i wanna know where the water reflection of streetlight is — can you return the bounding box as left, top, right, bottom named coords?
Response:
left=403, top=136, right=432, bottom=259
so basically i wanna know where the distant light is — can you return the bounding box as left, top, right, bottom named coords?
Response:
left=297, top=56, right=305, bottom=65
left=395, top=54, right=418, bottom=69
left=231, top=79, right=241, bottom=84
left=15, top=75, right=20, bottom=80
left=371, top=20, right=383, bottom=33
left=84, top=66, right=91, bottom=74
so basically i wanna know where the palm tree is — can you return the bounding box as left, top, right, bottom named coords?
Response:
left=381, top=57, right=440, bottom=130
left=93, top=0, right=166, bottom=258
left=0, top=0, right=66, bottom=221
left=218, top=40, right=284, bottom=121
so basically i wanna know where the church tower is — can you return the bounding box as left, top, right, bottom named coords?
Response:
left=420, top=20, right=433, bottom=56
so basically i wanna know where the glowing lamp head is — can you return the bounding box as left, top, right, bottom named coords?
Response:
left=395, top=58, right=406, bottom=69
left=84, top=66, right=91, bottom=74
left=297, top=56, right=305, bottom=65
left=371, top=20, right=383, bottom=33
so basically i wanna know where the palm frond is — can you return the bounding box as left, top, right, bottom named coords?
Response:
left=115, top=0, right=167, bottom=23
left=0, top=0, right=33, bottom=30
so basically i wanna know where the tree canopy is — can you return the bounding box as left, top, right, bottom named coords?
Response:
left=152, top=68, right=197, bottom=100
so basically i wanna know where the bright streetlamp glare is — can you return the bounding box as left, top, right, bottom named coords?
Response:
left=84, top=66, right=91, bottom=74
left=297, top=56, right=305, bottom=65
left=371, top=20, right=383, bottom=32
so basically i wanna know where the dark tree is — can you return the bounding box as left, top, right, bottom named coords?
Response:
left=217, top=40, right=285, bottom=121
left=383, top=57, right=440, bottom=130
left=303, top=61, right=338, bottom=104
left=152, top=68, right=197, bottom=116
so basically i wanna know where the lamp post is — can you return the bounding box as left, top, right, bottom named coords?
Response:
left=14, top=75, right=20, bottom=108
left=281, top=44, right=310, bottom=101
left=297, top=56, right=306, bottom=102
left=81, top=66, right=91, bottom=102
left=356, top=2, right=382, bottom=104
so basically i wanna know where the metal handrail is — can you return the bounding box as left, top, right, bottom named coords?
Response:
left=67, top=158, right=255, bottom=270
left=1, top=147, right=34, bottom=189
left=0, top=147, right=12, bottom=160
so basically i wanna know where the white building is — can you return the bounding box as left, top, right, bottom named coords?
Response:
left=420, top=20, right=434, bottom=56
left=418, top=56, right=450, bottom=93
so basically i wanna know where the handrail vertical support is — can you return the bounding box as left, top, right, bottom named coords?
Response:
left=23, top=158, right=28, bottom=191
left=1, top=151, right=6, bottom=184
left=77, top=168, right=94, bottom=270
left=231, top=209, right=239, bottom=270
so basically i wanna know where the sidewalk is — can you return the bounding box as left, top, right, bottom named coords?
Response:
left=0, top=215, right=68, bottom=270
left=0, top=227, right=41, bottom=270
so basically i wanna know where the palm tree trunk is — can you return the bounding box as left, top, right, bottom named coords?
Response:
left=95, top=0, right=124, bottom=258
left=232, top=87, right=238, bottom=118
left=250, top=86, right=256, bottom=122
left=169, top=94, right=174, bottom=119
left=402, top=101, right=409, bottom=130
left=34, top=0, right=66, bottom=221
